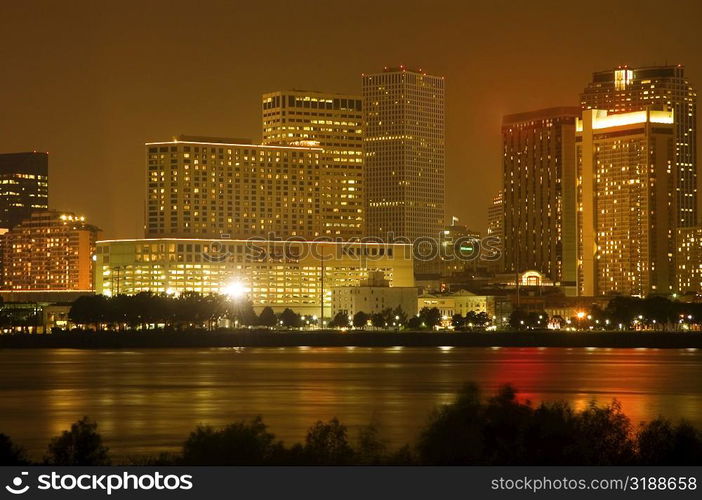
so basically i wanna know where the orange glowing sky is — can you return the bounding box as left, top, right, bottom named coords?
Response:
left=1, top=0, right=701, bottom=238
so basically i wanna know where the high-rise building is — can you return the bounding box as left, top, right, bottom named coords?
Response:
left=676, top=226, right=702, bottom=293
left=2, top=211, right=100, bottom=291
left=146, top=135, right=328, bottom=239
left=502, top=107, right=580, bottom=289
left=581, top=65, right=697, bottom=227
left=0, top=152, right=49, bottom=230
left=486, top=191, right=504, bottom=274
left=95, top=238, right=414, bottom=317
left=577, top=109, right=676, bottom=296
left=261, top=90, right=364, bottom=238
left=362, top=66, right=445, bottom=241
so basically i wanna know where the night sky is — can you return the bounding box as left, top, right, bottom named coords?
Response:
left=2, top=0, right=701, bottom=238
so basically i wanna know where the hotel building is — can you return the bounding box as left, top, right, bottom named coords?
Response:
left=0, top=152, right=49, bottom=230
left=502, top=107, right=580, bottom=290
left=146, top=136, right=324, bottom=239
left=581, top=65, right=697, bottom=227
left=2, top=211, right=100, bottom=291
left=95, top=238, right=414, bottom=317
left=261, top=90, right=364, bottom=238
left=676, top=227, right=702, bottom=293
left=577, top=109, right=676, bottom=296
left=362, top=66, right=445, bottom=241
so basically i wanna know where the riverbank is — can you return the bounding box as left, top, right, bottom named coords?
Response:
left=0, top=330, right=701, bottom=348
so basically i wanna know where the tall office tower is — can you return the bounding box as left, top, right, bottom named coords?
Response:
left=146, top=135, right=326, bottom=239
left=486, top=191, right=504, bottom=273
left=676, top=226, right=702, bottom=293
left=2, top=211, right=100, bottom=290
left=261, top=90, right=364, bottom=238
left=362, top=66, right=445, bottom=241
left=581, top=65, right=697, bottom=227
left=502, top=107, right=580, bottom=290
left=0, top=152, right=49, bottom=230
left=577, top=109, right=675, bottom=296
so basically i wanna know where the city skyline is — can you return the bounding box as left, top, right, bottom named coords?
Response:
left=2, top=0, right=701, bottom=239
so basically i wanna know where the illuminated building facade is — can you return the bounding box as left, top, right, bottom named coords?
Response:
left=676, top=227, right=702, bottom=293
left=261, top=90, right=364, bottom=238
left=2, top=211, right=100, bottom=291
left=502, top=107, right=580, bottom=289
left=577, top=109, right=675, bottom=296
left=331, top=271, right=418, bottom=318
left=362, top=66, right=445, bottom=241
left=486, top=191, right=504, bottom=273
left=146, top=136, right=325, bottom=239
left=0, top=152, right=49, bottom=230
left=581, top=65, right=697, bottom=227
left=95, top=238, right=414, bottom=317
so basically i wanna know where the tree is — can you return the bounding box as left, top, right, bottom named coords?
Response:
left=451, top=313, right=464, bottom=329
left=328, top=312, right=349, bottom=328
left=391, top=306, right=408, bottom=328
left=258, top=307, right=277, bottom=327
left=407, top=316, right=422, bottom=329
left=371, top=312, right=386, bottom=328
left=45, top=417, right=110, bottom=465
left=418, top=307, right=442, bottom=329
left=352, top=311, right=370, bottom=329
left=303, top=418, right=355, bottom=465
left=182, top=416, right=284, bottom=465
left=278, top=308, right=301, bottom=328
left=0, top=434, right=29, bottom=465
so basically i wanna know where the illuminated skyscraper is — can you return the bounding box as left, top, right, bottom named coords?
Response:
left=146, top=135, right=326, bottom=239
left=0, top=152, right=49, bottom=230
left=362, top=66, right=445, bottom=241
left=2, top=211, right=100, bottom=291
left=581, top=65, right=697, bottom=227
left=486, top=191, right=504, bottom=274
left=261, top=90, right=364, bottom=238
left=502, top=107, right=580, bottom=289
left=577, top=109, right=675, bottom=296
left=676, top=227, right=702, bottom=293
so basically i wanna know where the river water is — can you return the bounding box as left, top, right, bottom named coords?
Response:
left=1, top=347, right=700, bottom=460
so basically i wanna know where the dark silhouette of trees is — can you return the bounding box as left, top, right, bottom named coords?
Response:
left=418, top=307, right=442, bottom=328
left=182, top=416, right=284, bottom=465
left=328, top=312, right=349, bottom=328
left=303, top=418, right=355, bottom=465
left=637, top=419, right=702, bottom=465
left=45, top=417, right=110, bottom=466
left=407, top=316, right=422, bottom=329
left=352, top=311, right=370, bottom=329
left=3, top=383, right=701, bottom=465
left=278, top=308, right=301, bottom=328
left=451, top=313, right=464, bottom=329
left=257, top=307, right=277, bottom=327
left=0, top=433, right=28, bottom=465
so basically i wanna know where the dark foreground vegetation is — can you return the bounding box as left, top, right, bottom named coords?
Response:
left=2, top=384, right=701, bottom=466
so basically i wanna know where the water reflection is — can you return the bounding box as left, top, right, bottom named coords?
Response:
left=0, top=347, right=701, bottom=460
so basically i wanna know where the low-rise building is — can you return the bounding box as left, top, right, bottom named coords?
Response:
left=95, top=238, right=414, bottom=318
left=331, top=271, right=418, bottom=318
left=418, top=290, right=511, bottom=322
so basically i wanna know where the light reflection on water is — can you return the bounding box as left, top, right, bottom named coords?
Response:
left=0, top=347, right=701, bottom=460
